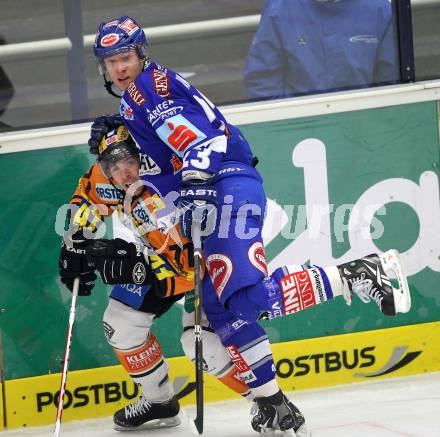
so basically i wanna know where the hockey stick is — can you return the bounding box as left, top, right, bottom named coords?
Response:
left=192, top=220, right=204, bottom=435
left=53, top=277, right=79, bottom=437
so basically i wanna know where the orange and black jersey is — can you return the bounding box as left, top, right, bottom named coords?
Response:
left=69, top=163, right=194, bottom=298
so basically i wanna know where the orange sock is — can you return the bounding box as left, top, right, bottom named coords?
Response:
left=114, top=333, right=164, bottom=377
left=217, top=364, right=252, bottom=399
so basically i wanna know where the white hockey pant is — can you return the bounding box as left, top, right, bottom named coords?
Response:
left=103, top=298, right=238, bottom=402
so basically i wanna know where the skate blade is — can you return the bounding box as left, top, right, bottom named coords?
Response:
left=259, top=424, right=311, bottom=437
left=295, top=423, right=312, bottom=437
left=379, top=250, right=411, bottom=314
left=113, top=415, right=181, bottom=432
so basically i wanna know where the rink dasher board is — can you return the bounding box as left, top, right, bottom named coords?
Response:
left=1, top=80, right=440, bottom=154
left=3, top=321, right=440, bottom=430
left=0, top=383, right=3, bottom=431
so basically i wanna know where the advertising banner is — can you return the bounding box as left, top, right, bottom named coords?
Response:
left=0, top=384, right=3, bottom=431
left=5, top=354, right=240, bottom=429
left=0, top=100, right=439, bottom=384
left=5, top=321, right=439, bottom=429
left=242, top=100, right=440, bottom=342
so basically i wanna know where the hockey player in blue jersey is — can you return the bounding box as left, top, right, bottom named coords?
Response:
left=88, top=16, right=411, bottom=435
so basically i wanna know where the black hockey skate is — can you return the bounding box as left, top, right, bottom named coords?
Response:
left=113, top=395, right=181, bottom=431
left=251, top=390, right=310, bottom=436
left=338, top=249, right=411, bottom=316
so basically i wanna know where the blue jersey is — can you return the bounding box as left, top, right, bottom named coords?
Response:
left=243, top=0, right=399, bottom=101
left=119, top=61, right=253, bottom=198
left=114, top=60, right=289, bottom=392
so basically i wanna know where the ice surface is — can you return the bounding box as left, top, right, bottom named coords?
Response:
left=3, top=372, right=440, bottom=436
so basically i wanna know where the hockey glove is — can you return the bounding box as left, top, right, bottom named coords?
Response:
left=88, top=114, right=124, bottom=155
left=178, top=179, right=218, bottom=241
left=58, top=230, right=97, bottom=296
left=85, top=238, right=158, bottom=287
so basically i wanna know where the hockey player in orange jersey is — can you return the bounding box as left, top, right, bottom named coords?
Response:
left=58, top=126, right=251, bottom=431
left=61, top=125, right=411, bottom=436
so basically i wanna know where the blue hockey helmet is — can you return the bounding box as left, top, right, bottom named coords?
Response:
left=94, top=16, right=148, bottom=97
left=94, top=16, right=148, bottom=73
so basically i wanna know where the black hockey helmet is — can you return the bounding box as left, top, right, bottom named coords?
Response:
left=97, top=125, right=140, bottom=178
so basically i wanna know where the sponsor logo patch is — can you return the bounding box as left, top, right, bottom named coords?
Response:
left=153, top=69, right=170, bottom=98
left=103, top=321, right=115, bottom=341
left=132, top=200, right=155, bottom=227
left=217, top=167, right=245, bottom=176
left=147, top=100, right=184, bottom=126
left=119, top=336, right=163, bottom=373
left=100, top=33, right=119, bottom=47
left=206, top=253, right=233, bottom=297
left=126, top=82, right=145, bottom=106
left=226, top=345, right=257, bottom=383
left=248, top=241, right=268, bottom=275
left=120, top=283, right=143, bottom=296
left=170, top=154, right=183, bottom=174
left=155, top=114, right=206, bottom=155
left=119, top=18, right=139, bottom=35
left=132, top=262, right=146, bottom=284
left=280, top=270, right=317, bottom=314
left=96, top=184, right=124, bottom=201
left=309, top=267, right=326, bottom=303
left=349, top=35, right=378, bottom=44
left=139, top=153, right=161, bottom=176
left=226, top=346, right=250, bottom=372
left=120, top=98, right=134, bottom=120
left=106, top=134, right=118, bottom=145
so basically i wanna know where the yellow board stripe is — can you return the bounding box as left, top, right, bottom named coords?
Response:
left=3, top=321, right=440, bottom=430
left=0, top=381, right=4, bottom=431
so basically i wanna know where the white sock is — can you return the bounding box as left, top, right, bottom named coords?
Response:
left=251, top=379, right=280, bottom=399
left=323, top=266, right=344, bottom=297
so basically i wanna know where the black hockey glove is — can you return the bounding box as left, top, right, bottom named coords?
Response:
left=88, top=114, right=124, bottom=155
left=58, top=231, right=97, bottom=296
left=85, top=238, right=158, bottom=287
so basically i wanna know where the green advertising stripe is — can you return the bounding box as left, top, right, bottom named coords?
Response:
left=0, top=146, right=185, bottom=380
left=0, top=101, right=439, bottom=380
left=241, top=100, right=440, bottom=343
